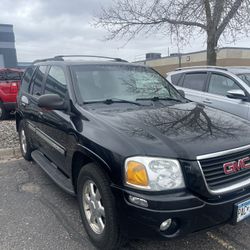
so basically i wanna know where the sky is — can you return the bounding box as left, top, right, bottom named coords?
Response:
left=0, top=0, right=249, bottom=63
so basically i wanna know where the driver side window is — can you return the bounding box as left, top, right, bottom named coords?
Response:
left=208, top=74, right=241, bottom=96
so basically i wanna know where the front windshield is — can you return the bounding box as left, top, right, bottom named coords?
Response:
left=237, top=73, right=250, bottom=87
left=70, top=65, right=184, bottom=103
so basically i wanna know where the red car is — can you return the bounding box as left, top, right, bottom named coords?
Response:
left=0, top=68, right=23, bottom=120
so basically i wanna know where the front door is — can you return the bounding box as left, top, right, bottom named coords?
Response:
left=36, top=65, right=71, bottom=175
left=205, top=73, right=250, bottom=119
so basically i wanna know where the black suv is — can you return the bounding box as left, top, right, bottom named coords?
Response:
left=16, top=55, right=250, bottom=250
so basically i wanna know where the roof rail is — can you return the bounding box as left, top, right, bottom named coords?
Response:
left=175, top=66, right=228, bottom=71
left=32, top=57, right=63, bottom=64
left=54, top=55, right=128, bottom=62
left=33, top=55, right=128, bottom=64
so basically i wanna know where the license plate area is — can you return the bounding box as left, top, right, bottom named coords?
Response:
left=235, top=198, right=250, bottom=223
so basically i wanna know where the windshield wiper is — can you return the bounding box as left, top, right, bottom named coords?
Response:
left=136, top=96, right=183, bottom=102
left=84, top=98, right=143, bottom=106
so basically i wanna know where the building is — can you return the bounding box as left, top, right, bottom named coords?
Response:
left=136, top=47, right=250, bottom=76
left=0, top=24, right=17, bottom=68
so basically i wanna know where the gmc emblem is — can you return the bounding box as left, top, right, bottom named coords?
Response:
left=223, top=157, right=250, bottom=175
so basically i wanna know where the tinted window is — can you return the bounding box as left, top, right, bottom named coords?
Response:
left=31, top=66, right=47, bottom=95
left=21, top=67, right=35, bottom=92
left=45, top=66, right=67, bottom=99
left=182, top=73, right=207, bottom=91
left=171, top=73, right=183, bottom=86
left=208, top=74, right=241, bottom=96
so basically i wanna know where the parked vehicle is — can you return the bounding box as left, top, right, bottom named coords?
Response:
left=0, top=68, right=23, bottom=119
left=16, top=56, right=250, bottom=250
left=166, top=66, right=250, bottom=120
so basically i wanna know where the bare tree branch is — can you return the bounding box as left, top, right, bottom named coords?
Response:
left=95, top=0, right=250, bottom=65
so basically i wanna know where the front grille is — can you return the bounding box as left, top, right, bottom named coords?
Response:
left=199, top=148, right=250, bottom=190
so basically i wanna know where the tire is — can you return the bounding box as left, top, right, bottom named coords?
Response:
left=0, top=102, right=8, bottom=120
left=77, top=163, right=126, bottom=250
left=18, top=120, right=33, bottom=161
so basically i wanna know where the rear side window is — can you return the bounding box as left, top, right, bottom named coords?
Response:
left=44, top=66, right=67, bottom=99
left=171, top=73, right=183, bottom=86
left=208, top=74, right=241, bottom=96
left=31, top=66, right=47, bottom=96
left=21, top=67, right=35, bottom=92
left=183, top=73, right=207, bottom=91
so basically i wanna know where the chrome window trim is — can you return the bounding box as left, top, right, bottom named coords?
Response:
left=196, top=144, right=250, bottom=160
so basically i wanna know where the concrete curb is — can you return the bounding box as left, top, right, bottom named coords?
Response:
left=0, top=147, right=21, bottom=161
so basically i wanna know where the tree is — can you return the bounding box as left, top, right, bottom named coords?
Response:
left=95, top=0, right=250, bottom=65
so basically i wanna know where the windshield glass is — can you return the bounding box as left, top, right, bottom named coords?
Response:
left=237, top=73, right=250, bottom=87
left=71, top=65, right=184, bottom=103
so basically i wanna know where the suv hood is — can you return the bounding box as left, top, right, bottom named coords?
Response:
left=92, top=102, right=250, bottom=160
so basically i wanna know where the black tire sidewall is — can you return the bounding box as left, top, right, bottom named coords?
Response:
left=77, top=164, right=122, bottom=250
left=0, top=102, right=7, bottom=120
left=18, top=120, right=32, bottom=161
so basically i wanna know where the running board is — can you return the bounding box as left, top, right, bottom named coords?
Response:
left=31, top=150, right=75, bottom=195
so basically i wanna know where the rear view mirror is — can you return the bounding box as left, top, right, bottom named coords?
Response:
left=38, top=94, right=67, bottom=110
left=227, top=89, right=246, bottom=100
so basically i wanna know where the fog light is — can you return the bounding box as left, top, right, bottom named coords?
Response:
left=160, top=219, right=172, bottom=231
left=128, top=195, right=148, bottom=207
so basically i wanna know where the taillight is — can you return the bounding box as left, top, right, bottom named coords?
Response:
left=10, top=82, right=18, bottom=93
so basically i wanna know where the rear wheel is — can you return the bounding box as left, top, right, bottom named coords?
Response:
left=0, top=102, right=8, bottom=120
left=18, top=120, right=32, bottom=161
left=77, top=163, right=126, bottom=250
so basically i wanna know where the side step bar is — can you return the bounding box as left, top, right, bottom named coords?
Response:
left=31, top=150, right=75, bottom=196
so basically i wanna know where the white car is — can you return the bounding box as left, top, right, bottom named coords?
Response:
left=167, top=66, right=250, bottom=120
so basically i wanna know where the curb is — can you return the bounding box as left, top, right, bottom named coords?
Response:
left=0, top=147, right=21, bottom=161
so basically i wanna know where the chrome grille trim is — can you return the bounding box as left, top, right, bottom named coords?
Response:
left=197, top=161, right=250, bottom=195
left=196, top=144, right=250, bottom=161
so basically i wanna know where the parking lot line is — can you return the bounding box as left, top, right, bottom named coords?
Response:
left=206, top=232, right=236, bottom=250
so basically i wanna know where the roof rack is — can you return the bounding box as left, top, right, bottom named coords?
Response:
left=175, top=66, right=228, bottom=71
left=33, top=55, right=128, bottom=64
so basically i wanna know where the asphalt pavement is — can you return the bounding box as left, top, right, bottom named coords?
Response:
left=0, top=159, right=249, bottom=250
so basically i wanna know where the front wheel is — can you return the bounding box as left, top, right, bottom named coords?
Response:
left=77, top=163, right=126, bottom=250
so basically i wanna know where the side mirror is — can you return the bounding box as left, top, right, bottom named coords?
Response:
left=226, top=89, right=246, bottom=100
left=38, top=94, right=67, bottom=110
left=178, top=89, right=185, bottom=98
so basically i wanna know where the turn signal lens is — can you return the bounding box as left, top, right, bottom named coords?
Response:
left=126, top=161, right=149, bottom=187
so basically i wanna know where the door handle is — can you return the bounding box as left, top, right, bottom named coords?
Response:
left=38, top=111, right=44, bottom=119
left=21, top=95, right=29, bottom=106
left=203, top=100, right=212, bottom=104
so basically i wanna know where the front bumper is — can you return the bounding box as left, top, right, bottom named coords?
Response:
left=112, top=186, right=250, bottom=240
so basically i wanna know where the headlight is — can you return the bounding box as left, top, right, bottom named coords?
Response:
left=124, top=156, right=185, bottom=191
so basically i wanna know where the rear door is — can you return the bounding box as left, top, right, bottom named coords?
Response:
left=178, top=72, right=208, bottom=103
left=19, top=66, right=47, bottom=147
left=205, top=73, right=250, bottom=119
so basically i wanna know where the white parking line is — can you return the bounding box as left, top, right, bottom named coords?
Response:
left=206, top=232, right=236, bottom=250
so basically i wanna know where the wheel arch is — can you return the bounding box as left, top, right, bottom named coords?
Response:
left=71, top=145, right=112, bottom=194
